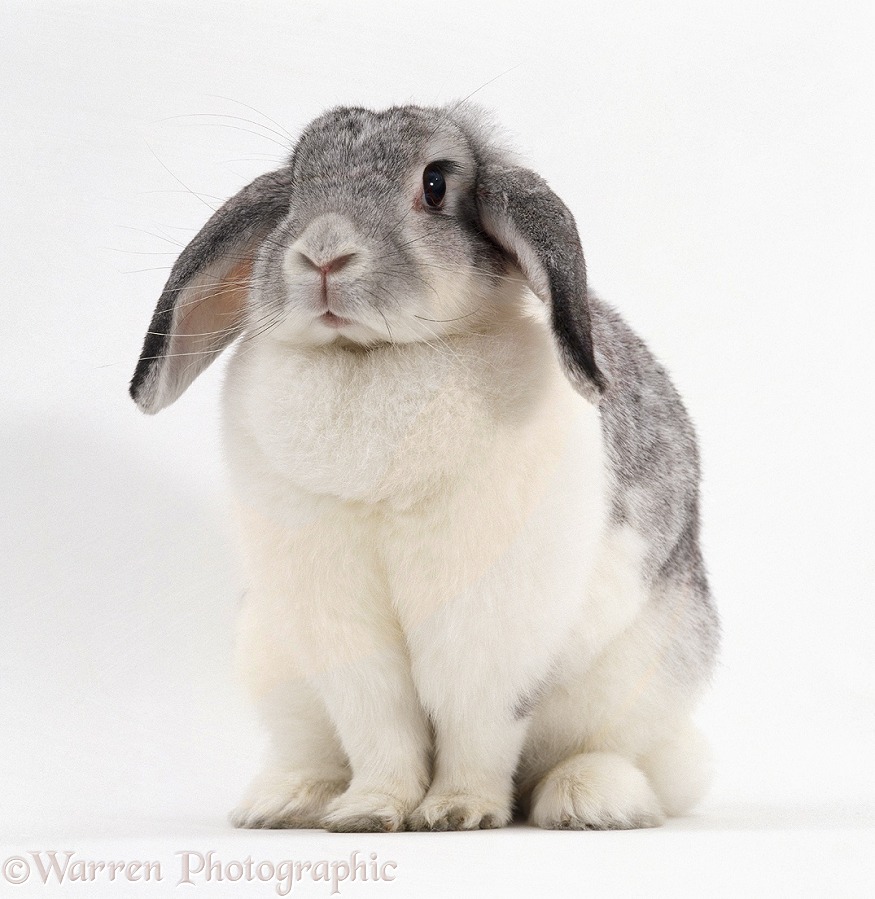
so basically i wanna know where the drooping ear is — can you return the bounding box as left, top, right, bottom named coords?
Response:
left=476, top=163, right=606, bottom=399
left=129, top=167, right=295, bottom=414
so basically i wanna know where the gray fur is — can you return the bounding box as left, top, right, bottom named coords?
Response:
left=591, top=295, right=719, bottom=676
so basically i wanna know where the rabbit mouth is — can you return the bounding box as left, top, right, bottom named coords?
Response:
left=319, top=311, right=352, bottom=328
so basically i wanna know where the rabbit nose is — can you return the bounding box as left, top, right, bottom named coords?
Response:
left=295, top=250, right=357, bottom=276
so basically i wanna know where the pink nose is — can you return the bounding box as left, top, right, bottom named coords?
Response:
left=297, top=251, right=356, bottom=275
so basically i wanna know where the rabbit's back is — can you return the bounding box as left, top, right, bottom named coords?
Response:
left=591, top=296, right=719, bottom=670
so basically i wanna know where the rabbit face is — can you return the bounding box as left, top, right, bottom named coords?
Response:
left=248, top=106, right=507, bottom=349
left=130, top=103, right=603, bottom=415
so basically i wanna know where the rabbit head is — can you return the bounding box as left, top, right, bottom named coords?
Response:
left=130, top=104, right=606, bottom=413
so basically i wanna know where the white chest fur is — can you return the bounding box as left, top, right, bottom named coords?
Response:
left=222, top=312, right=591, bottom=514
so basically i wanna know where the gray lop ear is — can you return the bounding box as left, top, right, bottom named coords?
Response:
left=129, top=167, right=295, bottom=414
left=476, top=163, right=606, bottom=398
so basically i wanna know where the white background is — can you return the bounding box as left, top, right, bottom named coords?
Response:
left=1, top=0, right=873, bottom=895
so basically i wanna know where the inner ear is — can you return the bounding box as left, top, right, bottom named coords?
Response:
left=169, top=257, right=254, bottom=356
left=133, top=254, right=257, bottom=414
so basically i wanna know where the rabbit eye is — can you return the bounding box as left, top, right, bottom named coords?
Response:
left=422, top=165, right=446, bottom=209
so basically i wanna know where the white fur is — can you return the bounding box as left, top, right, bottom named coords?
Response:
left=223, top=287, right=705, bottom=831
left=530, top=752, right=664, bottom=830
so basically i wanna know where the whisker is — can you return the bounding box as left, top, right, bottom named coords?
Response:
left=117, top=225, right=186, bottom=248
left=366, top=266, right=441, bottom=303
left=144, top=143, right=219, bottom=214
left=377, top=308, right=393, bottom=342
left=447, top=64, right=525, bottom=113
left=155, top=112, right=293, bottom=149
left=148, top=324, right=240, bottom=339
left=221, top=155, right=288, bottom=164
left=104, top=247, right=179, bottom=256
left=170, top=283, right=268, bottom=320
left=136, top=307, right=285, bottom=363
left=147, top=276, right=267, bottom=297
left=231, top=311, right=288, bottom=362
left=139, top=188, right=227, bottom=202
left=414, top=310, right=479, bottom=324
left=136, top=348, right=227, bottom=362
left=203, top=95, right=297, bottom=142
left=408, top=260, right=528, bottom=287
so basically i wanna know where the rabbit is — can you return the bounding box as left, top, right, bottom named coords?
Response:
left=130, top=103, right=719, bottom=832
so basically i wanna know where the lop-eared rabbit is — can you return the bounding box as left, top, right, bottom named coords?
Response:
left=131, top=104, right=719, bottom=832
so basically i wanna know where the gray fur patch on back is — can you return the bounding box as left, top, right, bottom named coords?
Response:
left=591, top=294, right=720, bottom=675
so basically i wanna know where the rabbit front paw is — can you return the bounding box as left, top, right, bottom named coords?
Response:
left=323, top=784, right=425, bottom=833
left=406, top=790, right=511, bottom=831
left=230, top=771, right=347, bottom=829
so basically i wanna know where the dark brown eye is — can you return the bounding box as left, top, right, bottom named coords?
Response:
left=423, top=165, right=446, bottom=209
